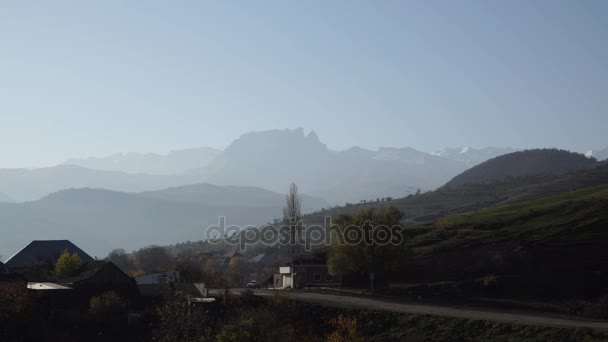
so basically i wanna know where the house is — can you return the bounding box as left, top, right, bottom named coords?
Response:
left=28, top=260, right=140, bottom=308
left=248, top=254, right=276, bottom=267
left=216, top=250, right=245, bottom=265
left=0, top=260, right=8, bottom=274
left=273, top=254, right=342, bottom=288
left=0, top=260, right=23, bottom=283
left=5, top=240, right=94, bottom=274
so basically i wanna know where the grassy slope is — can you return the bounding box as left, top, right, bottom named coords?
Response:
left=301, top=163, right=608, bottom=226
left=407, top=184, right=608, bottom=255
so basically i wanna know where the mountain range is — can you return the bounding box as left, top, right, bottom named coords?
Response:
left=64, top=147, right=221, bottom=175
left=0, top=128, right=604, bottom=204
left=197, top=129, right=470, bottom=203
left=0, top=184, right=329, bottom=259
left=431, top=146, right=519, bottom=167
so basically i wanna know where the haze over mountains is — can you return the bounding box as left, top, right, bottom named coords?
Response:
left=0, top=184, right=329, bottom=259
left=0, top=129, right=605, bottom=205
left=431, top=147, right=519, bottom=167
left=0, top=128, right=541, bottom=204
left=0, top=128, right=605, bottom=258
left=65, top=147, right=221, bottom=175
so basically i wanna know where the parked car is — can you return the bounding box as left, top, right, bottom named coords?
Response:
left=246, top=280, right=261, bottom=289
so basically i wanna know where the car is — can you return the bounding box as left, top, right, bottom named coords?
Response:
left=246, top=280, right=261, bottom=289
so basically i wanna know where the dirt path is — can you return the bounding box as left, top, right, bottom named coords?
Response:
left=217, top=289, right=608, bottom=330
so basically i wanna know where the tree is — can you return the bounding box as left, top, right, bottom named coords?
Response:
left=0, top=281, right=31, bottom=338
left=225, top=257, right=252, bottom=287
left=106, top=248, right=134, bottom=273
left=134, top=245, right=173, bottom=273
left=328, top=207, right=409, bottom=284
left=283, top=183, right=302, bottom=267
left=54, top=249, right=81, bottom=279
left=89, top=291, right=127, bottom=333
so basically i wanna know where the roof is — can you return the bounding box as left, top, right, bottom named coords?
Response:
left=27, top=282, right=72, bottom=290
left=5, top=240, right=94, bottom=269
left=248, top=254, right=275, bottom=266
left=222, top=250, right=244, bottom=258
left=58, top=260, right=131, bottom=284
left=288, top=252, right=328, bottom=266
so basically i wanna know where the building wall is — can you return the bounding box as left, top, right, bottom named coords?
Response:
left=293, top=265, right=341, bottom=287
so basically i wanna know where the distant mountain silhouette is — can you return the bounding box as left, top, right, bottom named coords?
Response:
left=0, top=184, right=329, bottom=259
left=64, top=147, right=221, bottom=175
left=0, top=164, right=198, bottom=202
left=138, top=183, right=328, bottom=211
left=432, top=147, right=519, bottom=167
left=444, top=149, right=597, bottom=187
left=2, top=129, right=594, bottom=204
left=195, top=128, right=469, bottom=203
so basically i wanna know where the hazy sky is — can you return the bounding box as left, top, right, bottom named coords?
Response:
left=1, top=1, right=606, bottom=168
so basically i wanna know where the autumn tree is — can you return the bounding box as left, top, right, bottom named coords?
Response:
left=328, top=207, right=409, bottom=284
left=53, top=249, right=81, bottom=278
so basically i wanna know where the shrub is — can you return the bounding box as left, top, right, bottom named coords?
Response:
left=325, top=314, right=364, bottom=342
left=89, top=291, right=127, bottom=317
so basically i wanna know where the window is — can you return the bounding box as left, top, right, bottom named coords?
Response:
left=326, top=274, right=333, bottom=281
left=313, top=273, right=322, bottom=282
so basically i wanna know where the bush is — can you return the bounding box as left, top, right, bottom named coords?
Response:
left=482, top=275, right=497, bottom=288
left=325, top=314, right=364, bottom=342
left=89, top=291, right=127, bottom=334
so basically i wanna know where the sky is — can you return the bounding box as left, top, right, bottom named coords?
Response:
left=1, top=0, right=607, bottom=168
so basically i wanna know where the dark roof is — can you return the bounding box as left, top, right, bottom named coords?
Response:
left=288, top=252, right=328, bottom=266
left=222, top=250, right=244, bottom=258
left=59, top=260, right=132, bottom=284
left=248, top=254, right=275, bottom=266
left=5, top=240, right=94, bottom=269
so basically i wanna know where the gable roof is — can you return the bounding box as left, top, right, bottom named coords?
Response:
left=222, top=250, right=244, bottom=258
left=248, top=254, right=275, bottom=266
left=58, top=260, right=133, bottom=285
left=5, top=240, right=94, bottom=269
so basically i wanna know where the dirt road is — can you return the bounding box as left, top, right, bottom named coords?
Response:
left=214, top=288, right=608, bottom=330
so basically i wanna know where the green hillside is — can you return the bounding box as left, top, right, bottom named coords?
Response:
left=396, top=185, right=608, bottom=299
left=444, top=149, right=596, bottom=187
left=407, top=184, right=608, bottom=254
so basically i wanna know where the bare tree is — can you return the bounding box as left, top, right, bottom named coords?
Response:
left=283, top=183, right=302, bottom=278
left=283, top=183, right=301, bottom=223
